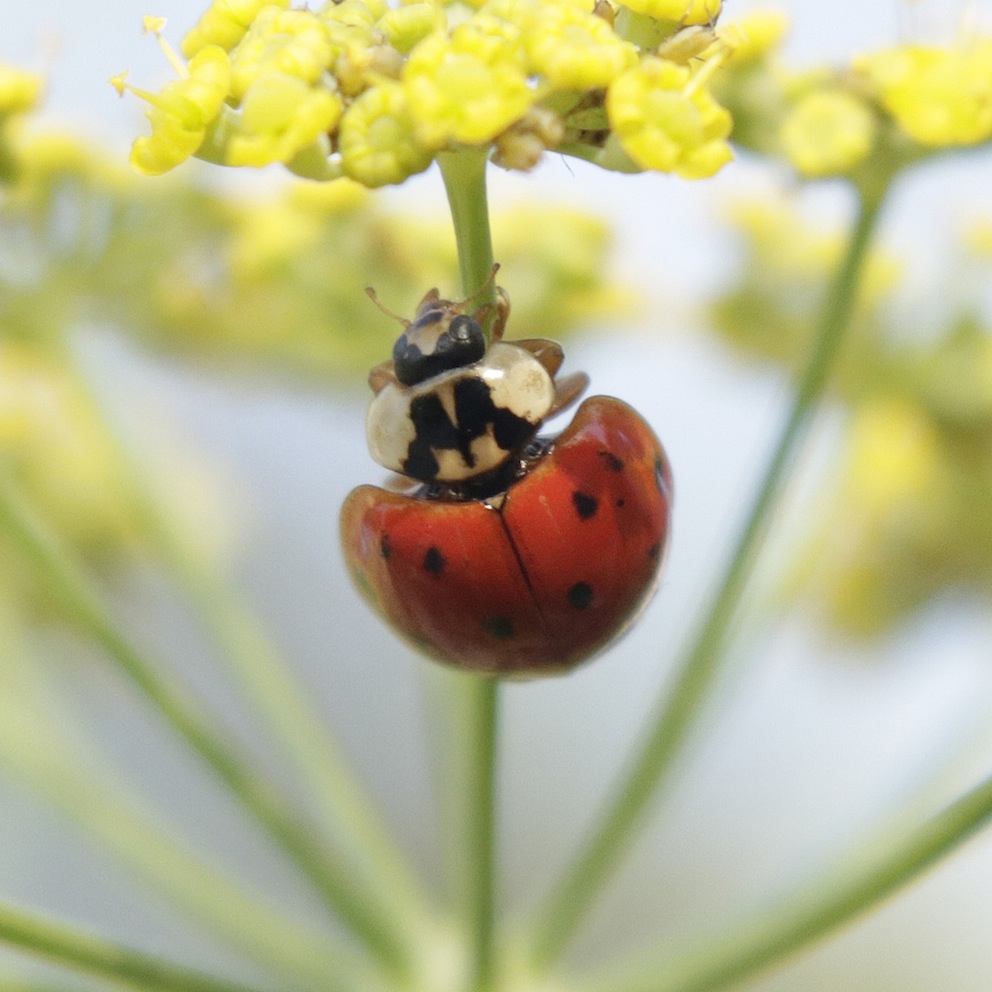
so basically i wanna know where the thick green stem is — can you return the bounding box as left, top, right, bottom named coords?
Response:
left=437, top=150, right=501, bottom=992
left=0, top=902, right=277, bottom=992
left=438, top=151, right=497, bottom=321
left=583, top=769, right=992, bottom=992
left=527, top=186, right=889, bottom=967
left=0, top=476, right=415, bottom=975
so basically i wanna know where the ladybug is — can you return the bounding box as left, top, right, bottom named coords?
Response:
left=340, top=278, right=673, bottom=676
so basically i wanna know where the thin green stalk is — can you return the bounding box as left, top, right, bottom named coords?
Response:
left=438, top=151, right=497, bottom=317
left=465, top=679, right=499, bottom=992
left=0, top=475, right=415, bottom=975
left=527, top=186, right=889, bottom=968
left=0, top=630, right=361, bottom=991
left=582, top=769, right=992, bottom=992
left=0, top=901, right=276, bottom=992
left=70, top=359, right=428, bottom=930
left=437, top=150, right=501, bottom=991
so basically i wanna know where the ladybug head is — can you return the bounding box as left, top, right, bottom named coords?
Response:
left=392, top=299, right=487, bottom=386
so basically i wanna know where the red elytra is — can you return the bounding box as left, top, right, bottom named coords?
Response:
left=340, top=396, right=672, bottom=675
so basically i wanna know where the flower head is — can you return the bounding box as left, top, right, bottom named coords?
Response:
left=780, top=88, right=876, bottom=178
left=855, top=41, right=992, bottom=147
left=606, top=56, right=733, bottom=177
left=119, top=0, right=734, bottom=186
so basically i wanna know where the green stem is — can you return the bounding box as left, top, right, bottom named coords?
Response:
left=69, top=359, right=428, bottom=932
left=527, top=186, right=889, bottom=967
left=466, top=679, right=499, bottom=992
left=0, top=476, right=414, bottom=975
left=0, top=901, right=276, bottom=992
left=0, top=626, right=360, bottom=991
left=438, top=151, right=497, bottom=320
left=437, top=150, right=501, bottom=991
left=582, top=769, right=992, bottom=992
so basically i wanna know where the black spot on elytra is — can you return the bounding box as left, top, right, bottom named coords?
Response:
left=598, top=450, right=625, bottom=472
left=616, top=498, right=626, bottom=509
left=423, top=546, right=447, bottom=575
left=567, top=582, right=594, bottom=610
left=485, top=616, right=515, bottom=639
left=647, top=542, right=661, bottom=560
left=572, top=491, right=599, bottom=520
left=401, top=378, right=535, bottom=482
left=380, top=534, right=392, bottom=560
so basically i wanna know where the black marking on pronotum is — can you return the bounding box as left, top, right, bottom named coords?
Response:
left=393, top=313, right=486, bottom=386
left=423, top=546, right=447, bottom=575
left=380, top=534, right=393, bottom=560
left=567, top=581, right=594, bottom=610
left=485, top=616, right=515, bottom=639
left=572, top=491, right=599, bottom=520
left=401, top=376, right=536, bottom=482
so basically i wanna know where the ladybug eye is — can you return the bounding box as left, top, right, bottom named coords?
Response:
left=394, top=314, right=486, bottom=386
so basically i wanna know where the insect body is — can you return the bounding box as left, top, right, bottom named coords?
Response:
left=341, top=282, right=672, bottom=675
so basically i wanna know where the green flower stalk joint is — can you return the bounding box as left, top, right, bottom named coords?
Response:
left=114, top=0, right=734, bottom=187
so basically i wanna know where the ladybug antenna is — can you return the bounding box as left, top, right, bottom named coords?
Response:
left=454, top=263, right=501, bottom=310
left=365, top=286, right=411, bottom=327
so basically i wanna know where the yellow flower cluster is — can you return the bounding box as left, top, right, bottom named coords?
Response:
left=118, top=0, right=734, bottom=186
left=713, top=13, right=992, bottom=183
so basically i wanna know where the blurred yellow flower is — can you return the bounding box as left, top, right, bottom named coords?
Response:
left=855, top=41, right=992, bottom=146
left=0, top=64, right=42, bottom=116
left=618, top=0, right=721, bottom=27
left=780, top=89, right=876, bottom=178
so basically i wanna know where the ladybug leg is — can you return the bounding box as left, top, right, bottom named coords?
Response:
left=473, top=287, right=511, bottom=343
left=549, top=371, right=590, bottom=416
left=513, top=338, right=565, bottom=376
left=368, top=360, right=399, bottom=394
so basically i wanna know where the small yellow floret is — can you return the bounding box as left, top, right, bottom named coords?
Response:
left=227, top=74, right=342, bottom=167
left=182, top=0, right=291, bottom=57
left=339, top=82, right=433, bottom=187
left=522, top=2, right=636, bottom=90
left=376, top=3, right=445, bottom=56
left=781, top=89, right=876, bottom=177
left=229, top=8, right=335, bottom=101
left=403, top=23, right=533, bottom=148
left=130, top=45, right=232, bottom=175
left=856, top=41, right=992, bottom=147
left=617, top=0, right=721, bottom=26
left=606, top=57, right=732, bottom=177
